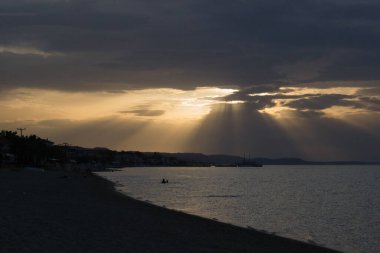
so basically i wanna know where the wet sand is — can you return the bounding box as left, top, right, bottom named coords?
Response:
left=0, top=170, right=340, bottom=253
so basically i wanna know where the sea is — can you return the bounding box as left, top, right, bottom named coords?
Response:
left=97, top=165, right=380, bottom=253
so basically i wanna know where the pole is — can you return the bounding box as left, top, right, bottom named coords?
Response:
left=17, top=128, right=26, bottom=137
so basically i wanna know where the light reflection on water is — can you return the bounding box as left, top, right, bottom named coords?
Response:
left=98, top=165, right=380, bottom=253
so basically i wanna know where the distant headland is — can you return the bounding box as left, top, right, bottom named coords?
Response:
left=1, top=130, right=378, bottom=170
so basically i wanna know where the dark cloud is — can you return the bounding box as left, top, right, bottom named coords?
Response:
left=284, top=94, right=355, bottom=110
left=119, top=104, right=166, bottom=117
left=217, top=85, right=280, bottom=110
left=120, top=109, right=165, bottom=117
left=218, top=85, right=380, bottom=116
left=358, top=97, right=380, bottom=111
left=0, top=10, right=145, bottom=31
left=1, top=0, right=380, bottom=91
left=281, top=92, right=380, bottom=112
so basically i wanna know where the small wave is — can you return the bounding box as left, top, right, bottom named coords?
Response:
left=206, top=194, right=241, bottom=198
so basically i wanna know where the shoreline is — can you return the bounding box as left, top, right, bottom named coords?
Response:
left=1, top=169, right=340, bottom=252
left=95, top=172, right=323, bottom=245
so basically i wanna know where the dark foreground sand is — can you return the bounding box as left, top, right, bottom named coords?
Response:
left=0, top=170, right=340, bottom=253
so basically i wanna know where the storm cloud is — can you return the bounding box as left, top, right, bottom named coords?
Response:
left=1, top=0, right=380, bottom=91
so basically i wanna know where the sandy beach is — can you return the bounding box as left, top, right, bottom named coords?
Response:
left=0, top=170, right=340, bottom=253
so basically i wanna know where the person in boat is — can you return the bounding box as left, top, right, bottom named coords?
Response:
left=161, top=178, right=169, bottom=184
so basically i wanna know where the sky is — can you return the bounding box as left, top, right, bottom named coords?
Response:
left=1, top=0, right=380, bottom=161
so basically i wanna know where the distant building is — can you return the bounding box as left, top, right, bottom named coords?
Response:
left=43, top=139, right=54, bottom=147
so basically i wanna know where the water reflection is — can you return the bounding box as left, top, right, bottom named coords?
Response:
left=98, top=165, right=380, bottom=253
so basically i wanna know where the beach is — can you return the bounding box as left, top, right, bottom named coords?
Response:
left=0, top=170, right=340, bottom=253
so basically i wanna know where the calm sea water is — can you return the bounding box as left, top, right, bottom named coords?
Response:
left=97, top=165, right=380, bottom=253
